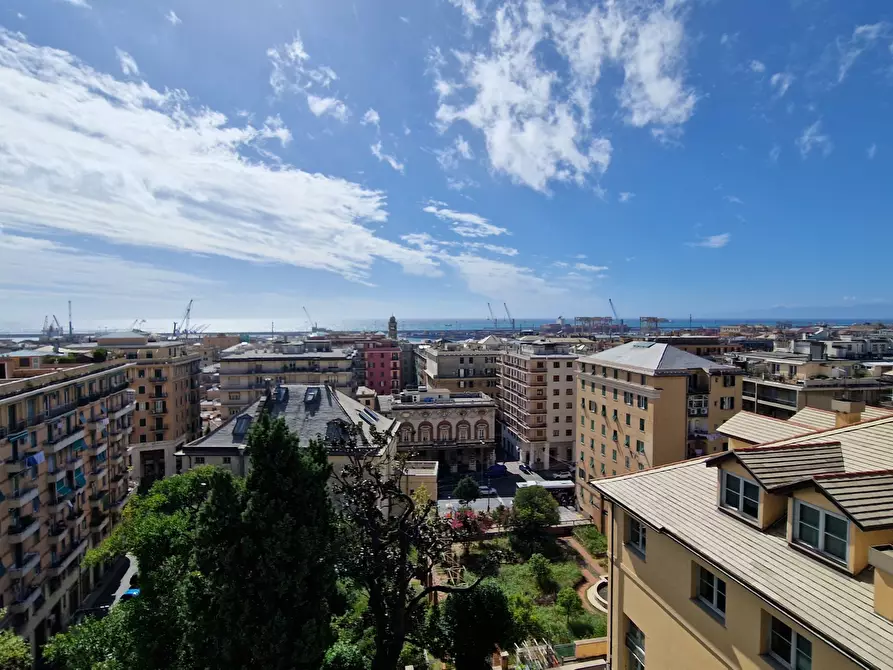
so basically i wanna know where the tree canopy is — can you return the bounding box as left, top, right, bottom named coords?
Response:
left=0, top=610, right=32, bottom=670
left=509, top=486, right=560, bottom=556
left=452, top=476, right=480, bottom=505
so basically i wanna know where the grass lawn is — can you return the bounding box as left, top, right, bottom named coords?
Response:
left=573, top=525, right=608, bottom=557
left=463, top=539, right=606, bottom=645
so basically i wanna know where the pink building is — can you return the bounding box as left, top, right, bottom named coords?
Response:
left=364, top=341, right=401, bottom=394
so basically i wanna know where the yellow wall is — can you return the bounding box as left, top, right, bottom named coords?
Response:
left=651, top=375, right=687, bottom=466
left=876, top=568, right=893, bottom=621
left=606, top=505, right=864, bottom=670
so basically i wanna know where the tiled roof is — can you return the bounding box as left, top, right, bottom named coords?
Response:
left=583, top=342, right=740, bottom=376
left=712, top=443, right=845, bottom=490
left=814, top=471, right=893, bottom=530
left=594, top=459, right=893, bottom=670
left=717, top=411, right=814, bottom=444
left=790, top=406, right=893, bottom=431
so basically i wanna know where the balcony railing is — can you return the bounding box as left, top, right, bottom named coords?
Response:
left=8, top=516, right=41, bottom=543
left=150, top=407, right=167, bottom=415
left=8, top=488, right=39, bottom=509
left=9, top=583, right=42, bottom=614
left=150, top=375, right=168, bottom=382
left=49, top=539, right=87, bottom=577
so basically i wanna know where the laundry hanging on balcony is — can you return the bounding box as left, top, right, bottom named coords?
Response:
left=24, top=452, right=45, bottom=467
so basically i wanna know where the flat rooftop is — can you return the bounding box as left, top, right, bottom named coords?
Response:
left=222, top=349, right=352, bottom=360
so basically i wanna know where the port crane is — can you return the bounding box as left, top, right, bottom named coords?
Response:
left=503, top=303, right=516, bottom=331
left=172, top=299, right=193, bottom=339
left=608, top=298, right=619, bottom=322
left=487, top=303, right=498, bottom=328
left=303, top=306, right=317, bottom=333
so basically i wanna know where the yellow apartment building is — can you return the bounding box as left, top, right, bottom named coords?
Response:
left=594, top=399, right=893, bottom=670
left=498, top=341, right=578, bottom=470
left=95, top=333, right=201, bottom=488
left=0, top=358, right=134, bottom=658
left=415, top=337, right=502, bottom=393
left=576, top=342, right=743, bottom=523
left=218, top=343, right=355, bottom=417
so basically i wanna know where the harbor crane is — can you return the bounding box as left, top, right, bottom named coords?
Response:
left=303, top=306, right=317, bottom=333
left=487, top=303, right=498, bottom=328
left=130, top=318, right=147, bottom=331
left=503, top=303, right=516, bottom=331
left=608, top=298, right=619, bottom=322
left=172, top=299, right=193, bottom=339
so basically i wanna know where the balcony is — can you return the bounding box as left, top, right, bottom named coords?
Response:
left=91, top=443, right=108, bottom=459
left=109, top=402, right=135, bottom=420
left=150, top=407, right=167, bottom=415
left=90, top=513, right=109, bottom=533
left=49, top=539, right=87, bottom=577
left=72, top=471, right=87, bottom=492
left=48, top=467, right=67, bottom=484
left=7, top=487, right=39, bottom=509
left=8, top=552, right=41, bottom=579
left=148, top=392, right=168, bottom=399
left=89, top=492, right=108, bottom=509
left=66, top=455, right=85, bottom=472
left=8, top=516, right=41, bottom=543
left=43, top=401, right=78, bottom=422
left=150, top=375, right=168, bottom=382
left=46, top=428, right=86, bottom=453
left=49, top=491, right=74, bottom=515
left=48, top=522, right=68, bottom=543
left=9, top=583, right=42, bottom=614
left=4, top=454, right=30, bottom=476
left=67, top=507, right=86, bottom=527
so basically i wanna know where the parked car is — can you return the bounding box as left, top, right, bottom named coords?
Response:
left=552, top=470, right=573, bottom=480
left=120, top=588, right=140, bottom=602
left=518, top=463, right=531, bottom=474
left=485, top=463, right=508, bottom=477
left=478, top=486, right=497, bottom=497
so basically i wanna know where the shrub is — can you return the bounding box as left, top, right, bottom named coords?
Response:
left=573, top=525, right=608, bottom=556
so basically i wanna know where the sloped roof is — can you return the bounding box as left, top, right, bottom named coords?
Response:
left=717, top=411, right=814, bottom=444
left=709, top=443, right=845, bottom=490
left=814, top=471, right=893, bottom=530
left=584, top=342, right=740, bottom=376
left=790, top=406, right=893, bottom=431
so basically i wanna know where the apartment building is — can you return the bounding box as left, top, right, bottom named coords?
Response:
left=647, top=335, right=743, bottom=359
left=0, top=359, right=134, bottom=657
left=593, top=399, right=893, bottom=670
left=359, top=340, right=401, bottom=395
left=498, top=340, right=578, bottom=470
left=416, top=337, right=502, bottom=393
left=177, top=384, right=435, bottom=496
left=576, top=342, right=742, bottom=521
left=732, top=347, right=893, bottom=419
left=379, top=387, right=496, bottom=473
left=95, top=333, right=201, bottom=488
left=218, top=342, right=354, bottom=416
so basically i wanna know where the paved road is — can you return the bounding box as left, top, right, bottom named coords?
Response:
left=84, top=555, right=139, bottom=610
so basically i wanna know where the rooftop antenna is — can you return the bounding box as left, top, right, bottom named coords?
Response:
left=68, top=300, right=73, bottom=337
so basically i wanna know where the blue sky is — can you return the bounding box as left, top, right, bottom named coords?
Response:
left=1, top=0, right=892, bottom=332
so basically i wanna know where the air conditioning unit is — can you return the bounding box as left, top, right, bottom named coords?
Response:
left=700, top=408, right=708, bottom=415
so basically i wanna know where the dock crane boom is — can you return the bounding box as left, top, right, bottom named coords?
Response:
left=503, top=303, right=516, bottom=331
left=303, top=306, right=317, bottom=332
left=487, top=303, right=498, bottom=328
left=608, top=298, right=619, bottom=322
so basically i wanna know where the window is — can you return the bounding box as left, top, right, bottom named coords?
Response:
left=721, top=471, right=759, bottom=520
left=600, top=463, right=606, bottom=475
left=627, top=517, right=646, bottom=556
left=793, top=500, right=848, bottom=562
left=723, top=375, right=736, bottom=388
left=590, top=420, right=595, bottom=430
left=195, top=457, right=205, bottom=465
left=601, top=406, right=606, bottom=417
left=553, top=430, right=559, bottom=437
left=601, top=425, right=606, bottom=436
left=768, top=616, right=812, bottom=670
left=139, top=435, right=147, bottom=444
left=626, top=413, right=631, bottom=426
left=138, top=369, right=145, bottom=378
left=613, top=388, right=618, bottom=400
left=626, top=618, right=645, bottom=670
left=637, top=395, right=648, bottom=410
left=222, top=456, right=232, bottom=465
left=696, top=565, right=726, bottom=617
left=720, top=397, right=735, bottom=410
left=553, top=389, right=559, bottom=396
left=228, top=392, right=240, bottom=400
left=553, top=361, right=560, bottom=368
left=612, top=449, right=617, bottom=461
left=139, top=418, right=146, bottom=427
left=636, top=440, right=645, bottom=453
left=566, top=375, right=573, bottom=382
left=601, top=385, right=606, bottom=397
left=625, top=456, right=630, bottom=468
left=553, top=402, right=560, bottom=410
left=600, top=443, right=606, bottom=455
left=640, top=374, right=646, bottom=385
left=639, top=418, right=645, bottom=431
left=611, top=409, right=618, bottom=420
left=553, top=375, right=560, bottom=382
left=624, top=436, right=630, bottom=447
left=566, top=402, right=572, bottom=409
left=611, top=430, right=618, bottom=442
left=138, top=386, right=145, bottom=395
left=638, top=463, right=644, bottom=471
left=565, top=429, right=572, bottom=437
left=623, top=391, right=634, bottom=405
left=567, top=361, right=572, bottom=368
left=476, top=425, right=486, bottom=440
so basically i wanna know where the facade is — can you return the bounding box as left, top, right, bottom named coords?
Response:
left=576, top=342, right=743, bottom=522
left=647, top=335, right=743, bottom=359
left=218, top=342, right=354, bottom=416
left=732, top=349, right=893, bottom=419
left=399, top=341, right=416, bottom=389
left=96, top=333, right=201, bottom=489
left=594, top=400, right=893, bottom=670
left=497, top=340, right=578, bottom=470
left=0, top=360, right=134, bottom=657
left=417, top=339, right=502, bottom=393
left=381, top=387, right=497, bottom=473
left=362, top=340, right=401, bottom=395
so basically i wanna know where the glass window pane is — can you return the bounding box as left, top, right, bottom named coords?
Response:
left=771, top=618, right=793, bottom=662
left=699, top=573, right=714, bottom=602
left=726, top=474, right=741, bottom=495
left=798, top=521, right=820, bottom=548
left=716, top=589, right=726, bottom=613
left=796, top=635, right=812, bottom=670
left=743, top=480, right=759, bottom=501
left=798, top=503, right=820, bottom=527
left=724, top=483, right=740, bottom=509
left=824, top=514, right=847, bottom=541
left=823, top=534, right=847, bottom=561
left=742, top=496, right=759, bottom=519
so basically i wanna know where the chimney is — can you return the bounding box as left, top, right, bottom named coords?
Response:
left=869, top=545, right=893, bottom=622
left=831, top=398, right=865, bottom=428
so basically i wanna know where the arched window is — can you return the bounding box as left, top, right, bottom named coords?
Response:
left=475, top=421, right=488, bottom=441
left=400, top=426, right=413, bottom=443
left=418, top=423, right=432, bottom=443
left=456, top=421, right=471, bottom=442
left=437, top=422, right=451, bottom=442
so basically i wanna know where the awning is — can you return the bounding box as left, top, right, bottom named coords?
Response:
left=72, top=439, right=87, bottom=453
left=74, top=473, right=87, bottom=489
left=55, top=483, right=72, bottom=496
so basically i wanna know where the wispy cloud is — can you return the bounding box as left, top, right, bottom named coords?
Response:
left=769, top=144, right=781, bottom=162
left=0, top=30, right=440, bottom=287
left=165, top=10, right=181, bottom=25
left=688, top=233, right=730, bottom=249
left=361, top=108, right=380, bottom=128
left=59, top=0, right=91, bottom=8
left=797, top=120, right=833, bottom=158
left=618, top=192, right=635, bottom=203
left=268, top=33, right=349, bottom=121
left=769, top=72, right=793, bottom=97
left=724, top=195, right=743, bottom=205
left=575, top=262, right=609, bottom=272
left=435, top=135, right=474, bottom=170
left=447, top=0, right=481, bottom=24
left=115, top=48, right=139, bottom=77
left=423, top=202, right=507, bottom=237
left=307, top=95, right=349, bottom=122
left=370, top=141, right=405, bottom=173
left=836, top=22, right=889, bottom=84
left=749, top=60, right=766, bottom=73
left=867, top=143, right=878, bottom=159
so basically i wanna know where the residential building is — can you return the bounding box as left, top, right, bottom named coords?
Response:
left=416, top=338, right=502, bottom=393
left=95, top=332, right=201, bottom=488
left=360, top=340, right=401, bottom=395
left=498, top=340, right=578, bottom=470
left=399, top=341, right=417, bottom=389
left=379, top=387, right=496, bottom=473
left=178, top=383, right=437, bottom=497
left=218, top=342, right=354, bottom=416
left=731, top=347, right=893, bottom=419
left=646, top=335, right=743, bottom=359
left=0, top=359, right=134, bottom=658
left=576, top=342, right=743, bottom=521
left=594, top=399, right=893, bottom=670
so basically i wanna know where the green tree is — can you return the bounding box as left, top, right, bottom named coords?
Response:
left=0, top=609, right=32, bottom=670
left=321, top=641, right=370, bottom=670
left=509, top=486, right=559, bottom=557
left=527, top=553, right=553, bottom=593
left=438, top=582, right=518, bottom=670
left=43, top=604, right=132, bottom=670
left=92, top=348, right=108, bottom=362
left=332, top=425, right=492, bottom=670
left=452, top=476, right=479, bottom=505
left=556, top=587, right=583, bottom=624
left=507, top=595, right=543, bottom=641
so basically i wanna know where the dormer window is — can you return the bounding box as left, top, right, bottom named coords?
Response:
left=721, top=471, right=759, bottom=520
left=793, top=500, right=848, bottom=563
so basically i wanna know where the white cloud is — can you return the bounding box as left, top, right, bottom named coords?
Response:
left=423, top=202, right=507, bottom=237
left=60, top=0, right=91, bottom=8
left=867, top=143, right=877, bottom=159
left=836, top=22, right=889, bottom=83
left=165, top=10, right=181, bottom=25
left=575, top=262, right=609, bottom=272
left=446, top=176, right=478, bottom=191
left=370, top=141, right=405, bottom=173
left=769, top=144, right=781, bottom=162
left=749, top=60, right=766, bottom=73
left=361, top=108, right=380, bottom=128
left=769, top=72, right=793, bottom=97
left=719, top=33, right=738, bottom=47
left=16, top=13, right=25, bottom=20
left=447, top=253, right=564, bottom=301
left=797, top=120, right=833, bottom=158
left=724, top=195, right=743, bottom=205
left=115, top=48, right=139, bottom=77
left=573, top=253, right=586, bottom=259
left=435, top=134, right=474, bottom=170
left=404, top=232, right=517, bottom=258
left=618, top=191, right=634, bottom=203
left=688, top=233, right=730, bottom=249
left=0, top=30, right=440, bottom=286
left=307, top=94, right=349, bottom=122
left=400, top=16, right=410, bottom=24
left=447, top=0, right=482, bottom=24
